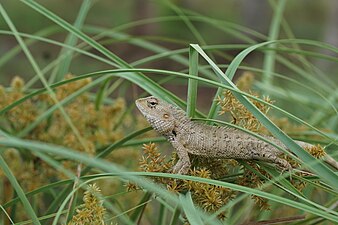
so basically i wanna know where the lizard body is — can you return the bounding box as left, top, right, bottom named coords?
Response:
left=135, top=96, right=336, bottom=174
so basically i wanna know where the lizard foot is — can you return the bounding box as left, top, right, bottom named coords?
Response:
left=275, top=158, right=293, bottom=180
left=172, top=160, right=191, bottom=174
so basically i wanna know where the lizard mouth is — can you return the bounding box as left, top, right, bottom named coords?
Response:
left=135, top=99, right=146, bottom=113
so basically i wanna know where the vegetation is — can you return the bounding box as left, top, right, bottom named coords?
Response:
left=0, top=1, right=337, bottom=225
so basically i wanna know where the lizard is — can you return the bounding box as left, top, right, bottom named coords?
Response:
left=136, top=96, right=338, bottom=174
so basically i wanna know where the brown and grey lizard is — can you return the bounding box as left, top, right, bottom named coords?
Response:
left=136, top=96, right=338, bottom=174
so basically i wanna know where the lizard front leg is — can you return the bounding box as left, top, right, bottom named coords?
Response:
left=170, top=140, right=191, bottom=174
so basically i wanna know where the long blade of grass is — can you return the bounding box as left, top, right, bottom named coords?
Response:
left=52, top=0, right=93, bottom=82
left=94, top=77, right=112, bottom=110
left=130, top=191, right=152, bottom=222
left=163, top=0, right=206, bottom=45
left=179, top=192, right=205, bottom=225
left=149, top=173, right=338, bottom=222
left=0, top=26, right=61, bottom=69
left=262, top=0, right=287, bottom=85
left=0, top=155, right=41, bottom=225
left=186, top=44, right=199, bottom=117
left=169, top=204, right=182, bottom=225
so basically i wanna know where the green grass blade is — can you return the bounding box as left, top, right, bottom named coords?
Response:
left=81, top=127, right=153, bottom=175
left=94, top=77, right=111, bottom=110
left=0, top=26, right=61, bottom=70
left=52, top=0, right=93, bottom=82
left=19, top=0, right=192, bottom=106
left=0, top=155, right=41, bottom=225
left=262, top=0, right=287, bottom=85
left=20, top=0, right=130, bottom=68
left=169, top=204, right=181, bottom=225
left=158, top=202, right=167, bottom=225
left=130, top=191, right=152, bottom=222
left=164, top=1, right=206, bottom=44
left=186, top=44, right=199, bottom=117
left=0, top=138, right=179, bottom=218
left=151, top=173, right=338, bottom=223
left=179, top=192, right=205, bottom=225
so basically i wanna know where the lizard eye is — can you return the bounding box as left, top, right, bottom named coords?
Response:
left=147, top=98, right=158, bottom=108
left=163, top=113, right=169, bottom=119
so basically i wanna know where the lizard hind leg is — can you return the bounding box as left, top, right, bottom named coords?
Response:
left=255, top=153, right=292, bottom=174
left=268, top=155, right=293, bottom=180
left=172, top=158, right=191, bottom=174
left=274, top=157, right=292, bottom=173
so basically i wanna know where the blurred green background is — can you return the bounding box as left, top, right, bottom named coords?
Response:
left=0, top=0, right=337, bottom=85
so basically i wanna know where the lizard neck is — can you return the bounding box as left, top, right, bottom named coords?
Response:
left=170, top=105, right=191, bottom=124
left=169, top=105, right=195, bottom=137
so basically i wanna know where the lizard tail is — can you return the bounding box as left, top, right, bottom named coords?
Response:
left=323, top=154, right=338, bottom=170
left=296, top=141, right=338, bottom=170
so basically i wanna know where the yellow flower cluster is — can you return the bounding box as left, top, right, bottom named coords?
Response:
left=217, top=72, right=273, bottom=132
left=237, top=162, right=271, bottom=210
left=0, top=75, right=126, bottom=190
left=68, top=183, right=107, bottom=225
left=140, top=143, right=234, bottom=219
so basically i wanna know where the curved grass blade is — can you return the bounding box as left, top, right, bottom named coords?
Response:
left=262, top=0, right=286, bottom=85
left=0, top=155, right=41, bottom=225
left=179, top=192, right=205, bottom=225
left=130, top=191, right=152, bottom=223
left=52, top=0, right=93, bottom=83
left=0, top=26, right=61, bottom=70
left=186, top=44, right=199, bottom=117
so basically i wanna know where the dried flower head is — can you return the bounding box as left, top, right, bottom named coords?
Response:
left=237, top=162, right=271, bottom=210
left=139, top=143, right=234, bottom=217
left=139, top=143, right=173, bottom=173
left=217, top=72, right=273, bottom=132
left=0, top=76, right=131, bottom=221
left=11, top=76, right=25, bottom=91
left=235, top=71, right=254, bottom=92
left=68, top=183, right=107, bottom=225
left=304, top=144, right=326, bottom=158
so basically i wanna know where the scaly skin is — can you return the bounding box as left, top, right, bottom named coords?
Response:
left=135, top=96, right=335, bottom=174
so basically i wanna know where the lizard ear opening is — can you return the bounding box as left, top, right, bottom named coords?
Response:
left=163, top=113, right=170, bottom=119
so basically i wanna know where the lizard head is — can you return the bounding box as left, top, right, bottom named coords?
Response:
left=135, top=96, right=176, bottom=134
